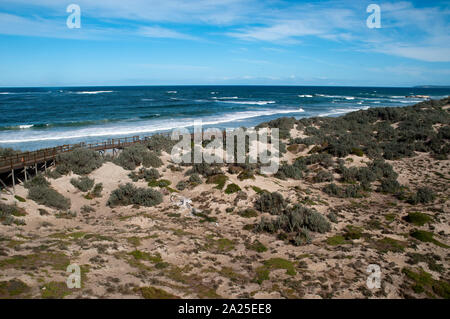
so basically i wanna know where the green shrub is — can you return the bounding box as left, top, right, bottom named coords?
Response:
left=129, top=168, right=160, bottom=182
left=107, top=183, right=163, bottom=207
left=148, top=179, right=171, bottom=188
left=144, top=134, right=177, bottom=154
left=408, top=187, right=436, bottom=204
left=225, top=183, right=241, bottom=194
left=377, top=178, right=401, bottom=194
left=313, top=170, right=333, bottom=183
left=0, top=147, right=20, bottom=158
left=237, top=170, right=255, bottom=181
left=247, top=240, right=268, bottom=252
left=278, top=205, right=331, bottom=233
left=86, top=183, right=103, bottom=199
left=275, top=164, right=302, bottom=180
left=176, top=181, right=188, bottom=191
left=56, top=147, right=104, bottom=175
left=327, top=212, right=338, bottom=223
left=70, top=176, right=94, bottom=192
left=28, top=186, right=71, bottom=210
left=185, top=163, right=221, bottom=177
left=322, top=183, right=364, bottom=198
left=254, top=192, right=286, bottom=215
left=114, top=144, right=162, bottom=170
left=0, top=203, right=26, bottom=226
left=24, top=174, right=50, bottom=189
left=293, top=228, right=312, bottom=246
left=80, top=205, right=95, bottom=214
left=188, top=173, right=202, bottom=185
left=239, top=208, right=258, bottom=218
left=403, top=212, right=432, bottom=226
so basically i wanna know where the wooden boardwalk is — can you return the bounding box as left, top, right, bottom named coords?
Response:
left=0, top=136, right=147, bottom=175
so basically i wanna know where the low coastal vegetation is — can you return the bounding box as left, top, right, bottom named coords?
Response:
left=0, top=97, right=448, bottom=299
left=107, top=183, right=163, bottom=207
left=25, top=174, right=71, bottom=210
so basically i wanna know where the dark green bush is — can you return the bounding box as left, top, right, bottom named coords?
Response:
left=377, top=178, right=401, bottom=194
left=275, top=164, right=302, bottom=180
left=70, top=176, right=94, bottom=192
left=313, top=170, right=334, bottom=183
left=56, top=147, right=104, bottom=175
left=408, top=187, right=436, bottom=204
left=322, top=183, right=364, bottom=198
left=107, top=183, right=163, bottom=207
left=188, top=173, right=202, bottom=185
left=254, top=192, right=287, bottom=215
left=176, top=181, right=188, bottom=191
left=225, top=183, right=241, bottom=194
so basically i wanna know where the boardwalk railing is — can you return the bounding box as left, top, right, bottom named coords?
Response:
left=0, top=135, right=148, bottom=174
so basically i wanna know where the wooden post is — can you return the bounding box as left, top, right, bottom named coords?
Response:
left=11, top=169, right=15, bottom=193
left=24, top=167, right=27, bottom=182
left=35, top=163, right=38, bottom=175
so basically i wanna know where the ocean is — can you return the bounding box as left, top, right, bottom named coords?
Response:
left=0, top=86, right=449, bottom=151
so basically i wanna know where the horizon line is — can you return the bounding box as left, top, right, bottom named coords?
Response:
left=1, top=84, right=449, bottom=89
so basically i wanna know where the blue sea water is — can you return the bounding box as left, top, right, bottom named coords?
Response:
left=0, top=86, right=449, bottom=151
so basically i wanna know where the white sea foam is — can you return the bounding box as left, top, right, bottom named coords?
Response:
left=0, top=108, right=306, bottom=143
left=18, top=125, right=34, bottom=129
left=75, top=91, right=114, bottom=94
left=298, top=94, right=313, bottom=98
left=166, top=91, right=177, bottom=94
left=212, top=96, right=239, bottom=100
left=219, top=100, right=276, bottom=105
left=318, top=106, right=369, bottom=117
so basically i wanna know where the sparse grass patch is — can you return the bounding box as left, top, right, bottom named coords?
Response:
left=41, top=281, right=72, bottom=299
left=238, top=208, right=258, bottom=218
left=410, top=230, right=449, bottom=248
left=136, top=286, right=179, bottom=299
left=206, top=174, right=228, bottom=190
left=0, top=279, right=30, bottom=298
left=247, top=240, right=268, bottom=253
left=255, top=258, right=296, bottom=284
left=14, top=195, right=26, bottom=202
left=326, top=235, right=347, bottom=246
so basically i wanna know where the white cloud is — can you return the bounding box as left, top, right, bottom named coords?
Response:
left=138, top=26, right=197, bottom=40
left=374, top=45, right=450, bottom=62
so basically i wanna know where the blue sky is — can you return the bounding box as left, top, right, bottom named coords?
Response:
left=0, top=0, right=449, bottom=87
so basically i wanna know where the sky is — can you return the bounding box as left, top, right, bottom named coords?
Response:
left=0, top=0, right=449, bottom=87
